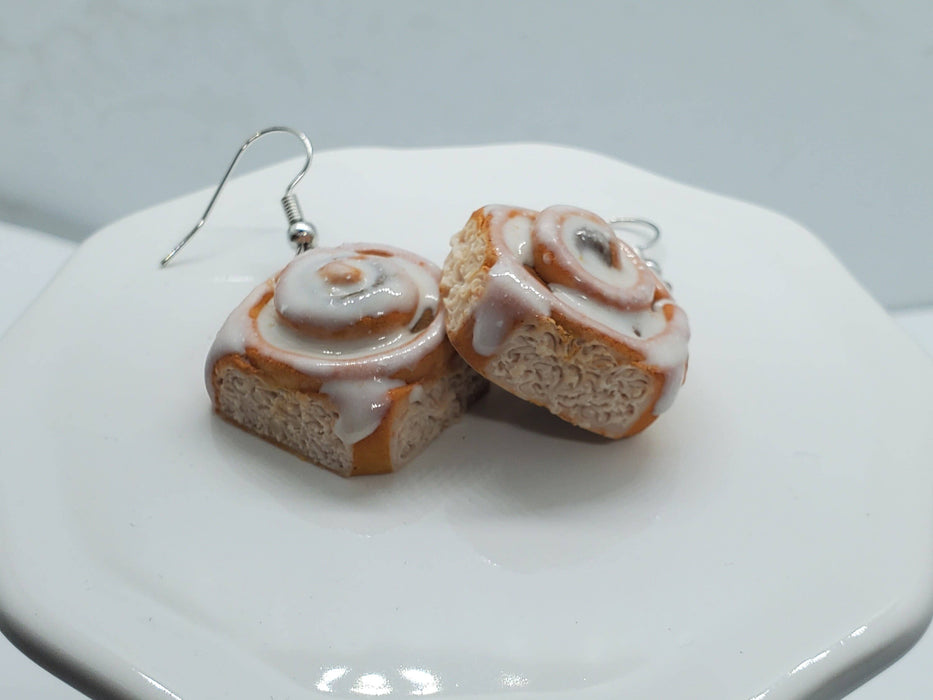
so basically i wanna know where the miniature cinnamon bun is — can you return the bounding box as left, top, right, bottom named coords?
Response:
left=441, top=205, right=690, bottom=438
left=207, top=243, right=488, bottom=475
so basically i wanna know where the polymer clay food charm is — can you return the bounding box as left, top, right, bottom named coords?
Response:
left=441, top=205, right=690, bottom=438
left=161, top=127, right=486, bottom=476
left=206, top=243, right=487, bottom=475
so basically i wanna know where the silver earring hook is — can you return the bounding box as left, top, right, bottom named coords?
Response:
left=609, top=217, right=670, bottom=288
left=159, top=126, right=318, bottom=267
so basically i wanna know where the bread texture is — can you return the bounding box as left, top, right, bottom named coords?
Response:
left=206, top=243, right=488, bottom=476
left=210, top=349, right=487, bottom=476
left=440, top=206, right=690, bottom=439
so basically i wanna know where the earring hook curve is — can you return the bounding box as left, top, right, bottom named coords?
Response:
left=159, top=126, right=315, bottom=267
left=609, top=217, right=669, bottom=287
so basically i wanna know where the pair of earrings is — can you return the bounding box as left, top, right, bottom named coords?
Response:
left=158, top=127, right=689, bottom=477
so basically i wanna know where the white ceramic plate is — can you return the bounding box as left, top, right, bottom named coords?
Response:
left=1, top=145, right=932, bottom=700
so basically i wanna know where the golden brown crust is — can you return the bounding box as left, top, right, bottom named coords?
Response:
left=351, top=383, right=411, bottom=474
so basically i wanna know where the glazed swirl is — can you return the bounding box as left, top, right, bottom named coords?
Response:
left=206, top=243, right=449, bottom=445
left=467, top=205, right=689, bottom=417
left=531, top=207, right=660, bottom=309
left=274, top=250, right=431, bottom=340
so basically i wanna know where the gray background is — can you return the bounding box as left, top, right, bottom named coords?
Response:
left=1, top=0, right=930, bottom=308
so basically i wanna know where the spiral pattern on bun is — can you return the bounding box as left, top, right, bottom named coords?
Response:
left=274, top=249, right=432, bottom=340
left=206, top=243, right=487, bottom=475
left=441, top=205, right=690, bottom=438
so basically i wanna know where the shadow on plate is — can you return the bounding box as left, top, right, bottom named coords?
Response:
left=211, top=386, right=679, bottom=569
left=468, top=385, right=613, bottom=443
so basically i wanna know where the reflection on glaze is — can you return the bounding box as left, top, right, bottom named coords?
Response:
left=274, top=250, right=438, bottom=336
left=257, top=302, right=412, bottom=359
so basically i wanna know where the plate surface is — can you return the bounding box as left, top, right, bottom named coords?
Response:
left=1, top=144, right=932, bottom=699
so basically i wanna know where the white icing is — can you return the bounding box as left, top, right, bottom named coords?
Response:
left=472, top=208, right=552, bottom=356
left=472, top=308, right=509, bottom=357
left=652, top=350, right=687, bottom=415
left=274, top=250, right=438, bottom=331
left=257, top=302, right=412, bottom=359
left=501, top=214, right=534, bottom=265
left=549, top=285, right=668, bottom=340
left=534, top=206, right=657, bottom=308
left=472, top=261, right=550, bottom=357
left=320, top=377, right=405, bottom=445
left=205, top=281, right=271, bottom=402
left=205, top=244, right=449, bottom=444
left=559, top=214, right=641, bottom=289
left=476, top=204, right=690, bottom=417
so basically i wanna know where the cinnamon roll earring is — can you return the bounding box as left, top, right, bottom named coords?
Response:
left=160, top=128, right=487, bottom=476
left=440, top=205, right=690, bottom=438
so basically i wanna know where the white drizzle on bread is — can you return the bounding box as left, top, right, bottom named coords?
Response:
left=207, top=243, right=487, bottom=475
left=441, top=205, right=690, bottom=438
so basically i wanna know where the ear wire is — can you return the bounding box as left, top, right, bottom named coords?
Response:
left=609, top=217, right=670, bottom=289
left=160, top=126, right=317, bottom=267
